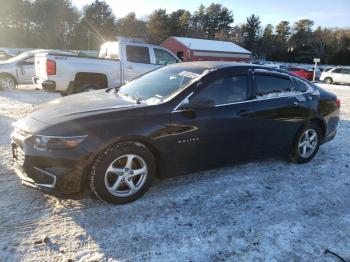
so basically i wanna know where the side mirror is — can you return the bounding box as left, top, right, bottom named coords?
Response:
left=184, top=99, right=215, bottom=110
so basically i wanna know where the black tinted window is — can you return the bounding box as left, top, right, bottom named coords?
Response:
left=333, top=68, right=342, bottom=73
left=255, top=75, right=291, bottom=97
left=294, top=78, right=309, bottom=92
left=126, top=45, right=150, bottom=64
left=193, top=74, right=248, bottom=105
left=342, top=68, right=350, bottom=74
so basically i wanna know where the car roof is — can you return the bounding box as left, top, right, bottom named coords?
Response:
left=169, top=61, right=295, bottom=73
left=166, top=61, right=296, bottom=79
left=168, top=61, right=254, bottom=70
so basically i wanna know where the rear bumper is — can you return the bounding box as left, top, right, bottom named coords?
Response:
left=322, top=108, right=340, bottom=144
left=322, top=130, right=336, bottom=144
left=32, top=77, right=56, bottom=92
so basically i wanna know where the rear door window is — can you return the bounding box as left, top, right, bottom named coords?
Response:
left=126, top=45, right=150, bottom=64
left=255, top=74, right=291, bottom=97
left=293, top=78, right=309, bottom=92
left=341, top=68, right=350, bottom=75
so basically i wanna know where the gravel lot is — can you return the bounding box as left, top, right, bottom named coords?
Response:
left=0, top=84, right=349, bottom=262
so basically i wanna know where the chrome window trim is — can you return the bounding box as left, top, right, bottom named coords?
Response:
left=214, top=91, right=312, bottom=107
left=172, top=90, right=313, bottom=112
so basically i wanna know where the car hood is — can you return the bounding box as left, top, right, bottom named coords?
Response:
left=26, top=89, right=142, bottom=127
left=0, top=61, right=14, bottom=68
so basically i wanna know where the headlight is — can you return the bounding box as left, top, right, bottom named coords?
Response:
left=29, top=135, right=88, bottom=150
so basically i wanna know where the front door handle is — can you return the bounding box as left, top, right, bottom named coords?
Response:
left=293, top=101, right=299, bottom=107
left=237, top=109, right=253, bottom=117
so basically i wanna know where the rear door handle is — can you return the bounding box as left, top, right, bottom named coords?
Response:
left=127, top=65, right=133, bottom=69
left=237, top=109, right=253, bottom=117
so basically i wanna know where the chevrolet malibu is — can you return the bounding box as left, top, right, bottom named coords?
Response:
left=11, top=62, right=340, bottom=204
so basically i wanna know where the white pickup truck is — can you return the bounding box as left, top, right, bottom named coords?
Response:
left=33, top=39, right=180, bottom=95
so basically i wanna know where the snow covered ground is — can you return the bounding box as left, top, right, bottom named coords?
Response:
left=0, top=84, right=349, bottom=262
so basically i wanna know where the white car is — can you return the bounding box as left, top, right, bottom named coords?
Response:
left=33, top=39, right=181, bottom=96
left=320, top=67, right=350, bottom=85
left=0, top=49, right=74, bottom=89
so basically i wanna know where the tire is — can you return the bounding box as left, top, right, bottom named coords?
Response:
left=89, top=142, right=156, bottom=204
left=75, top=83, right=99, bottom=94
left=0, top=75, right=17, bottom=89
left=324, top=77, right=333, bottom=85
left=289, top=122, right=321, bottom=164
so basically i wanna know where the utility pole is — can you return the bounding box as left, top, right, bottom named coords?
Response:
left=313, top=58, right=320, bottom=82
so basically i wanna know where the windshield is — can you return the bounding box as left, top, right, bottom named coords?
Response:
left=117, top=65, right=207, bottom=104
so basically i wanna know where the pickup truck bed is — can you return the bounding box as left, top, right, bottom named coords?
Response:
left=34, top=54, right=121, bottom=95
left=33, top=40, right=180, bottom=95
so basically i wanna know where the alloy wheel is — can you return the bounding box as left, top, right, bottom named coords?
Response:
left=324, top=78, right=332, bottom=84
left=104, top=154, right=148, bottom=197
left=298, top=129, right=318, bottom=158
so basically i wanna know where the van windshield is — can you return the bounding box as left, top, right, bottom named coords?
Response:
left=116, top=66, right=206, bottom=104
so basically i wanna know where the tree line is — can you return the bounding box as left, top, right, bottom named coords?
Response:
left=0, top=0, right=349, bottom=65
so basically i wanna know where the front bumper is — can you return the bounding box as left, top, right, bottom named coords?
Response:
left=11, top=133, right=91, bottom=195
left=32, top=77, right=56, bottom=92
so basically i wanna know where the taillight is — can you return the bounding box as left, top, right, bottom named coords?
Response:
left=336, top=98, right=341, bottom=107
left=46, top=59, right=56, bottom=75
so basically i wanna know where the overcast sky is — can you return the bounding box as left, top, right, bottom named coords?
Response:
left=72, top=0, right=350, bottom=28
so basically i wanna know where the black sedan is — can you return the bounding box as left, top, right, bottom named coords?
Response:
left=11, top=62, right=340, bottom=204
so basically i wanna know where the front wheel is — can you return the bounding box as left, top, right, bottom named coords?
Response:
left=89, top=143, right=156, bottom=204
left=289, top=123, right=321, bottom=163
left=324, top=77, right=333, bottom=85
left=0, top=75, right=17, bottom=89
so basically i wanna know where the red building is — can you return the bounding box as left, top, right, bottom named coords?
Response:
left=161, top=36, right=251, bottom=62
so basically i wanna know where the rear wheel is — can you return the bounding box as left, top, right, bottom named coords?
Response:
left=89, top=143, right=156, bottom=204
left=289, top=123, right=321, bottom=163
left=0, top=75, right=17, bottom=89
left=324, top=77, right=333, bottom=84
